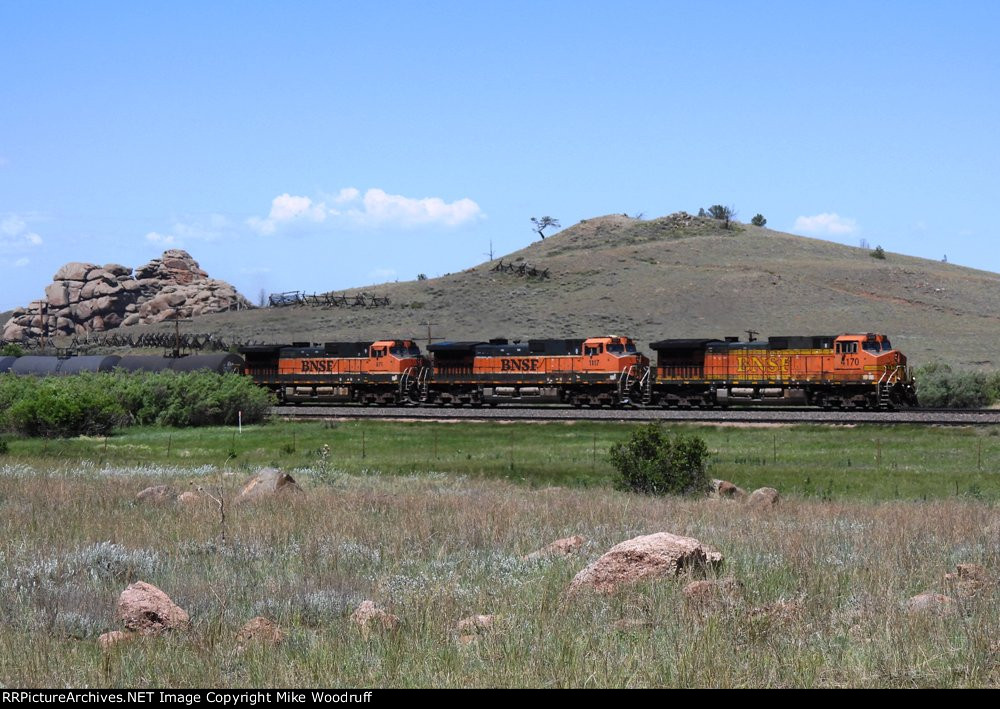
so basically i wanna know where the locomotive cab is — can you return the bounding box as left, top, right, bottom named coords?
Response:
left=581, top=336, right=647, bottom=372
left=366, top=339, right=425, bottom=374
left=832, top=333, right=916, bottom=407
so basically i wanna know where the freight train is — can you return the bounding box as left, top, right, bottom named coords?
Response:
left=0, top=331, right=917, bottom=409
left=238, top=331, right=918, bottom=409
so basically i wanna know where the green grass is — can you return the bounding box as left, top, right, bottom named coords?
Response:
left=3, top=420, right=1000, bottom=501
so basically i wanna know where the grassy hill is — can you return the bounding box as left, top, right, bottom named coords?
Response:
left=63, top=213, right=1000, bottom=369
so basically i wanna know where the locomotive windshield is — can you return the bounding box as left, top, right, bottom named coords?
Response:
left=390, top=345, right=421, bottom=357
left=606, top=343, right=637, bottom=355
left=862, top=340, right=892, bottom=353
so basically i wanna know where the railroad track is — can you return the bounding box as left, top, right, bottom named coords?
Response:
left=272, top=406, right=1000, bottom=425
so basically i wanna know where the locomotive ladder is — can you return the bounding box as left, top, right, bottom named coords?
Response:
left=876, top=367, right=892, bottom=409
left=618, top=366, right=634, bottom=404
left=640, top=366, right=652, bottom=405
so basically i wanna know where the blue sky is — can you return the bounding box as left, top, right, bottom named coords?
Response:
left=2, top=1, right=998, bottom=310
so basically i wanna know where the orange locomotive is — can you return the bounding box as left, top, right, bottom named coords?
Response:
left=240, top=339, right=425, bottom=404
left=646, top=332, right=917, bottom=409
left=424, top=335, right=647, bottom=406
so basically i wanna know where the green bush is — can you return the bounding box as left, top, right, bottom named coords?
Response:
left=0, top=371, right=274, bottom=437
left=751, top=213, right=767, bottom=227
left=608, top=424, right=710, bottom=495
left=3, top=375, right=126, bottom=437
left=914, top=362, right=990, bottom=409
left=871, top=245, right=886, bottom=259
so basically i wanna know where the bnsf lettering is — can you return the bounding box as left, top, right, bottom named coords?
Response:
left=301, top=360, right=337, bottom=373
left=736, top=355, right=791, bottom=375
left=500, top=358, right=540, bottom=372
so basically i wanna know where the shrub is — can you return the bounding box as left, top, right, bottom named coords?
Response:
left=871, top=245, right=886, bottom=259
left=751, top=213, right=767, bottom=227
left=914, top=362, right=990, bottom=408
left=608, top=424, right=710, bottom=495
left=0, top=370, right=274, bottom=437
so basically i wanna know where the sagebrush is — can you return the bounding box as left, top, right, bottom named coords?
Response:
left=608, top=423, right=710, bottom=495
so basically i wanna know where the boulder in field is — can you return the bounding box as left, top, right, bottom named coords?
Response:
left=235, top=468, right=304, bottom=505
left=747, top=487, right=780, bottom=509
left=524, top=535, right=586, bottom=561
left=456, top=614, right=495, bottom=634
left=350, top=600, right=400, bottom=637
left=906, top=592, right=956, bottom=616
left=568, top=532, right=722, bottom=595
left=115, top=581, right=189, bottom=635
left=98, top=630, right=136, bottom=652
left=135, top=485, right=179, bottom=505
left=682, top=577, right=742, bottom=609
left=235, top=616, right=284, bottom=652
left=710, top=479, right=747, bottom=500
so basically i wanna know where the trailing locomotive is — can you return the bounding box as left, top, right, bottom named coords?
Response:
left=240, top=340, right=424, bottom=405
left=238, top=335, right=648, bottom=407
left=424, top=336, right=646, bottom=406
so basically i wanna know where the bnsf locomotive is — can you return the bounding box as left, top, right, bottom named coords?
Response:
left=238, top=331, right=917, bottom=409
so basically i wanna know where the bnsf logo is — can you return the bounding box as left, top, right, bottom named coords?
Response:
left=301, top=360, right=336, bottom=373
left=500, top=358, right=540, bottom=372
left=736, top=355, right=791, bottom=375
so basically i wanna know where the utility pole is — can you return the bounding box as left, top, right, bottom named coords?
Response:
left=168, top=315, right=194, bottom=358
left=484, top=240, right=495, bottom=261
left=419, top=322, right=444, bottom=350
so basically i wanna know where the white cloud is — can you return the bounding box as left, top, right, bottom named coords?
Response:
left=248, top=187, right=482, bottom=234
left=145, top=231, right=177, bottom=245
left=248, top=193, right=329, bottom=234
left=357, top=189, right=481, bottom=227
left=0, top=213, right=44, bottom=252
left=333, top=187, right=360, bottom=204
left=14, top=257, right=29, bottom=267
left=793, top=213, right=858, bottom=236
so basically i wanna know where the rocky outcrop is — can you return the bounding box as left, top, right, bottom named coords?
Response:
left=2, top=249, right=252, bottom=341
left=568, top=532, right=723, bottom=595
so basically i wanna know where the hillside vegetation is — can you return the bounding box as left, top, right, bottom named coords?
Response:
left=58, top=214, right=1000, bottom=369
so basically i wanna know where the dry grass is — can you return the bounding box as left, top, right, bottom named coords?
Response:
left=0, top=462, right=997, bottom=687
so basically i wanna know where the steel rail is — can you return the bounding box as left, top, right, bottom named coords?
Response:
left=271, top=406, right=1000, bottom=425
